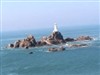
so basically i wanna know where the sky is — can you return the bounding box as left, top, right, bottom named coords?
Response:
left=1, top=0, right=100, bottom=1
left=1, top=0, right=100, bottom=31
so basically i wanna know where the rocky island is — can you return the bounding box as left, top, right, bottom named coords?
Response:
left=7, top=23, right=93, bottom=52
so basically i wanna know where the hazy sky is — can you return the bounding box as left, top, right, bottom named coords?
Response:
left=2, top=0, right=100, bottom=1
left=1, top=1, right=100, bottom=31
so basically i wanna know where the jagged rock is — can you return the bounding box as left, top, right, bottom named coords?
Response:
left=76, top=36, right=92, bottom=41
left=48, top=46, right=65, bottom=52
left=38, top=31, right=65, bottom=45
left=51, top=31, right=64, bottom=40
left=7, top=35, right=37, bottom=48
left=6, top=24, right=67, bottom=49
left=46, top=39, right=59, bottom=45
left=19, top=40, right=25, bottom=47
left=39, top=36, right=48, bottom=45
left=19, top=40, right=28, bottom=47
left=36, top=41, right=47, bottom=46
left=6, top=35, right=37, bottom=48
left=7, top=44, right=14, bottom=48
left=19, top=40, right=36, bottom=48
left=6, top=24, right=93, bottom=50
left=41, top=41, right=47, bottom=45
left=65, top=37, right=75, bottom=42
left=14, top=40, right=21, bottom=48
left=26, top=35, right=37, bottom=46
left=46, top=31, right=65, bottom=44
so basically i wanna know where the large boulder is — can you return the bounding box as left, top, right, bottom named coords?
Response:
left=39, top=33, right=65, bottom=45
left=65, top=37, right=75, bottom=42
left=47, top=31, right=65, bottom=44
left=26, top=35, right=37, bottom=46
left=13, top=40, right=21, bottom=48
left=51, top=31, right=64, bottom=40
left=19, top=35, right=37, bottom=48
left=7, top=44, right=14, bottom=48
left=19, top=40, right=31, bottom=48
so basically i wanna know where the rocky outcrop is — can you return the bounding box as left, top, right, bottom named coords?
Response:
left=36, top=31, right=65, bottom=45
left=26, top=35, right=37, bottom=46
left=7, top=35, right=37, bottom=49
left=6, top=23, right=94, bottom=49
left=51, top=31, right=64, bottom=40
left=76, top=36, right=92, bottom=41
left=7, top=44, right=14, bottom=48
left=36, top=41, right=47, bottom=46
left=7, top=30, right=93, bottom=50
left=48, top=46, right=65, bottom=52
left=46, top=31, right=65, bottom=44
left=65, top=37, right=75, bottom=42
left=14, top=40, right=21, bottom=48
left=7, top=32, right=67, bottom=49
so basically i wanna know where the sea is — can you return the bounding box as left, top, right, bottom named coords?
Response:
left=0, top=25, right=100, bottom=75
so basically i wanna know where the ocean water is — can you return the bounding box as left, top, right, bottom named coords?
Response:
left=0, top=26, right=100, bottom=75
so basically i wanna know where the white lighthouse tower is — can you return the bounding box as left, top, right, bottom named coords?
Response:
left=53, top=23, right=58, bottom=32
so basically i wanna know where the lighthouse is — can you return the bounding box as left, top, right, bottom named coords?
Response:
left=53, top=23, right=58, bottom=32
